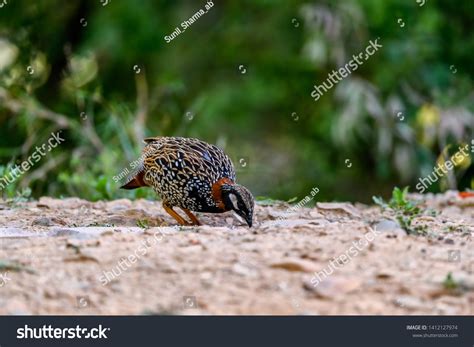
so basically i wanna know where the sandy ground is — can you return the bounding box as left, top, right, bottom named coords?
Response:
left=0, top=192, right=472, bottom=315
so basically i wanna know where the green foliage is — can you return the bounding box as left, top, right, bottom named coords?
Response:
left=254, top=195, right=302, bottom=206
left=373, top=186, right=432, bottom=235
left=93, top=176, right=113, bottom=201
left=136, top=219, right=149, bottom=229
left=0, top=260, right=35, bottom=274
left=0, top=164, right=32, bottom=205
left=442, top=272, right=459, bottom=291
left=254, top=196, right=280, bottom=206
left=374, top=187, right=420, bottom=213
left=0, top=0, right=473, bottom=202
left=12, top=187, right=31, bottom=205
left=0, top=164, right=21, bottom=199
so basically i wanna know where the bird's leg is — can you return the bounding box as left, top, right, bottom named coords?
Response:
left=180, top=208, right=201, bottom=226
left=163, top=202, right=190, bottom=226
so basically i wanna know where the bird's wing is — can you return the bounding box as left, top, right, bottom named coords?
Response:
left=203, top=143, right=236, bottom=181
left=143, top=136, right=163, bottom=144
left=141, top=137, right=236, bottom=182
left=182, top=138, right=236, bottom=182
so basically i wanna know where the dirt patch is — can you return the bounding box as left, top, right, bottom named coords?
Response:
left=0, top=192, right=472, bottom=315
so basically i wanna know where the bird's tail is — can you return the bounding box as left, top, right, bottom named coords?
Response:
left=120, top=170, right=148, bottom=189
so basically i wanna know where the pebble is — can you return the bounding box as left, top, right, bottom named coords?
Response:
left=316, top=202, right=361, bottom=218
left=232, top=263, right=258, bottom=277
left=394, top=295, right=425, bottom=310
left=32, top=217, right=54, bottom=226
left=106, top=215, right=129, bottom=225
left=270, top=258, right=318, bottom=272
left=106, top=199, right=133, bottom=212
left=374, top=219, right=406, bottom=236
left=304, top=276, right=363, bottom=299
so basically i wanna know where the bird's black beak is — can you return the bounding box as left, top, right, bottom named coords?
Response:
left=234, top=210, right=253, bottom=227
left=245, top=215, right=253, bottom=227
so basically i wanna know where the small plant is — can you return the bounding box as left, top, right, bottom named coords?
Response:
left=10, top=187, right=32, bottom=206
left=254, top=196, right=279, bottom=205
left=85, top=222, right=114, bottom=227
left=0, top=164, right=32, bottom=206
left=255, top=196, right=300, bottom=206
left=93, top=175, right=113, bottom=200
left=0, top=260, right=35, bottom=274
left=442, top=272, right=459, bottom=290
left=373, top=187, right=429, bottom=235
left=136, top=219, right=149, bottom=229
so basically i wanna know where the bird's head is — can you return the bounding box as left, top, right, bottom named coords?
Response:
left=221, top=183, right=254, bottom=227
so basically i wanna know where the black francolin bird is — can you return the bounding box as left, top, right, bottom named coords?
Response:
left=121, top=137, right=254, bottom=227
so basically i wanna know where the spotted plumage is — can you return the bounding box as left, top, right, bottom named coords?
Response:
left=121, top=136, right=254, bottom=227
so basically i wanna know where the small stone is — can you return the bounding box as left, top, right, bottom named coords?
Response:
left=394, top=295, right=425, bottom=310
left=375, top=219, right=399, bottom=231
left=375, top=272, right=392, bottom=280
left=304, top=276, right=363, bottom=299
left=32, top=217, right=54, bottom=226
left=49, top=229, right=80, bottom=237
left=374, top=219, right=406, bottom=236
left=107, top=199, right=133, bottom=212
left=106, top=215, right=128, bottom=225
left=270, top=258, right=317, bottom=272
left=316, top=202, right=361, bottom=217
left=232, top=263, right=258, bottom=277
left=0, top=228, right=37, bottom=238
left=261, top=219, right=313, bottom=228
left=309, top=210, right=325, bottom=219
